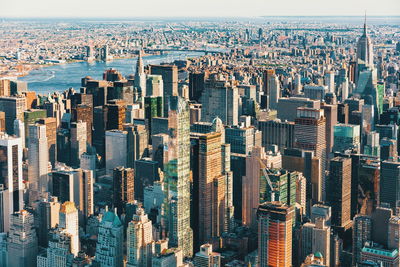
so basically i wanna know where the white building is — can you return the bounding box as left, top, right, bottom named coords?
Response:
left=59, top=202, right=80, bottom=256
left=127, top=208, right=155, bottom=267
left=70, top=121, right=87, bottom=167
left=28, top=124, right=49, bottom=200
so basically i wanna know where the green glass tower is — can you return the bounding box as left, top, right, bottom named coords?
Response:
left=165, top=96, right=193, bottom=257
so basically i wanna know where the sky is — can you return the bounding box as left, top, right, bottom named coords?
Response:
left=1, top=0, right=399, bottom=18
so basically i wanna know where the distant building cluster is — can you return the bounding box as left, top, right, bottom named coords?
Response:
left=0, top=16, right=399, bottom=267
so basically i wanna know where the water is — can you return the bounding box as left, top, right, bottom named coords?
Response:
left=19, top=51, right=205, bottom=94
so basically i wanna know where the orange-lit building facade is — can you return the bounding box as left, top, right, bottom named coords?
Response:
left=258, top=202, right=294, bottom=267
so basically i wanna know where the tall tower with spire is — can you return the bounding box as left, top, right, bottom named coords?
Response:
left=134, top=49, right=147, bottom=102
left=356, top=14, right=374, bottom=69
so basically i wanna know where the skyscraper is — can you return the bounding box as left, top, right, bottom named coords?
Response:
left=327, top=157, right=352, bottom=230
left=95, top=209, right=124, bottom=267
left=0, top=185, right=10, bottom=233
left=113, top=167, right=134, bottom=215
left=106, top=101, right=126, bottom=131
left=388, top=215, right=400, bottom=251
left=189, top=72, right=205, bottom=102
left=380, top=161, right=400, bottom=210
left=268, top=74, right=281, bottom=110
left=28, top=124, right=49, bottom=202
left=146, top=75, right=163, bottom=98
left=59, top=201, right=80, bottom=256
left=356, top=16, right=374, bottom=71
left=0, top=96, right=26, bottom=135
left=165, top=96, right=193, bottom=257
left=294, top=107, right=326, bottom=200
left=7, top=210, right=38, bottom=267
left=150, top=65, right=178, bottom=116
left=333, top=124, right=361, bottom=153
left=257, top=202, right=294, bottom=267
left=71, top=104, right=93, bottom=146
left=242, top=146, right=268, bottom=231
left=258, top=119, right=295, bottom=152
left=300, top=218, right=330, bottom=266
left=134, top=49, right=147, bottom=101
left=126, top=208, right=154, bottom=267
left=197, top=132, right=225, bottom=246
left=200, top=77, right=239, bottom=126
left=70, top=121, right=87, bottom=167
left=37, top=197, right=60, bottom=247
left=37, top=117, right=57, bottom=167
left=0, top=133, right=23, bottom=228
left=105, top=130, right=128, bottom=175
left=81, top=170, right=94, bottom=219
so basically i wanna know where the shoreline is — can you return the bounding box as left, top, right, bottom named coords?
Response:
left=3, top=52, right=161, bottom=79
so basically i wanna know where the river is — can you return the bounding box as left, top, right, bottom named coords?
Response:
left=19, top=51, right=205, bottom=94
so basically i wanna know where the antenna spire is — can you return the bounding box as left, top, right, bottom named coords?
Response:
left=363, top=11, right=367, bottom=35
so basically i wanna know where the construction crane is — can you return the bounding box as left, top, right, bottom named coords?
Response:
left=257, top=158, right=277, bottom=202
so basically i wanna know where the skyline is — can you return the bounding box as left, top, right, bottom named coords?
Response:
left=1, top=0, right=400, bottom=18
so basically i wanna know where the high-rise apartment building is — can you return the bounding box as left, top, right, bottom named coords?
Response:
left=258, top=202, right=294, bottom=267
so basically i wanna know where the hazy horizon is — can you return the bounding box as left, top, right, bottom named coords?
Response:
left=1, top=0, right=399, bottom=18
